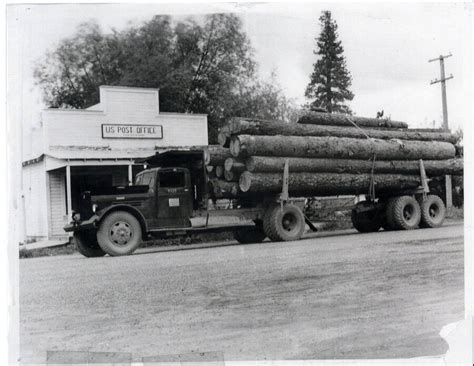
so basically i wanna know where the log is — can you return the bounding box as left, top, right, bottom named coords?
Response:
left=224, top=157, right=246, bottom=173
left=298, top=111, right=408, bottom=129
left=232, top=135, right=456, bottom=161
left=215, top=166, right=224, bottom=178
left=246, top=156, right=463, bottom=176
left=239, top=172, right=421, bottom=196
left=224, top=170, right=240, bottom=182
left=227, top=118, right=456, bottom=143
left=204, top=146, right=232, bottom=166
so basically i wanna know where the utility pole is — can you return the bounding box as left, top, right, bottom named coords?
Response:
left=429, top=53, right=454, bottom=211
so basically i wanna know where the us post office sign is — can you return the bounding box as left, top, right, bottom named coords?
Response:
left=102, top=124, right=163, bottom=139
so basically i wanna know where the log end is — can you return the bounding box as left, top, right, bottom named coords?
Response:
left=218, top=132, right=229, bottom=147
left=224, top=170, right=235, bottom=182
left=215, top=166, right=224, bottom=178
left=224, top=157, right=234, bottom=172
left=239, top=171, right=252, bottom=192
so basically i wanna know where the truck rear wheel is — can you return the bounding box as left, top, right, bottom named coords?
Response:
left=74, top=231, right=106, bottom=258
left=263, top=204, right=305, bottom=242
left=390, top=195, right=421, bottom=230
left=419, top=195, right=446, bottom=228
left=233, top=227, right=266, bottom=244
left=351, top=202, right=382, bottom=233
left=97, top=211, right=142, bottom=256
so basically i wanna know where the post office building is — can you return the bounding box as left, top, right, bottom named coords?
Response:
left=22, top=86, right=208, bottom=242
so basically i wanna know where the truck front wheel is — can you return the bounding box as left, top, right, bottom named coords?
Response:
left=74, top=231, right=106, bottom=258
left=263, top=204, right=305, bottom=242
left=97, top=211, right=142, bottom=256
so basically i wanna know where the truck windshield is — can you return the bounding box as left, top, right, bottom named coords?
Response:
left=159, top=171, right=185, bottom=188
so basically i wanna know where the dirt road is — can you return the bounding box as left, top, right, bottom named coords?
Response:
left=20, top=223, right=464, bottom=363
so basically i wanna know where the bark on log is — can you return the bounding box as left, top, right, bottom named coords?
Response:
left=246, top=156, right=463, bottom=176
left=215, top=166, right=225, bottom=178
left=239, top=172, right=421, bottom=196
left=298, top=111, right=409, bottom=129
left=227, top=118, right=456, bottom=143
left=204, top=146, right=232, bottom=166
left=224, top=158, right=246, bottom=173
left=232, top=135, right=456, bottom=161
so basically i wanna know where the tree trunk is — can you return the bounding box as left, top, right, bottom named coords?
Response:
left=246, top=156, right=463, bottom=176
left=239, top=172, right=420, bottom=196
left=227, top=118, right=456, bottom=143
left=232, top=135, right=456, bottom=160
left=298, top=111, right=408, bottom=129
left=224, top=157, right=246, bottom=172
left=204, top=146, right=232, bottom=166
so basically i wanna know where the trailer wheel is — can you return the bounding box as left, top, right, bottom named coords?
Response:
left=233, top=227, right=266, bottom=244
left=351, top=202, right=382, bottom=233
left=97, top=211, right=142, bottom=256
left=391, top=196, right=421, bottom=230
left=419, top=195, right=446, bottom=228
left=74, top=231, right=106, bottom=258
left=382, top=198, right=397, bottom=231
left=263, top=204, right=305, bottom=242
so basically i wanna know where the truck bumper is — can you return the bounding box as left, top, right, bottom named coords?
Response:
left=64, top=215, right=99, bottom=232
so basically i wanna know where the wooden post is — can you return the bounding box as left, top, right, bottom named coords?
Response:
left=65, top=165, right=72, bottom=217
left=128, top=163, right=133, bottom=185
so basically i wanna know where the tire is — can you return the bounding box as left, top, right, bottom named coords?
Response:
left=263, top=203, right=305, bottom=242
left=351, top=202, right=383, bottom=233
left=97, top=211, right=142, bottom=256
left=419, top=195, right=446, bottom=228
left=233, top=227, right=266, bottom=244
left=382, top=198, right=397, bottom=231
left=391, top=195, right=421, bottom=230
left=74, top=231, right=106, bottom=258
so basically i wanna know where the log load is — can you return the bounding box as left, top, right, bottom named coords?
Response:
left=204, top=146, right=232, bottom=166
left=219, top=118, right=456, bottom=144
left=239, top=172, right=420, bottom=196
left=298, top=111, right=408, bottom=129
left=231, top=135, right=456, bottom=160
left=245, top=156, right=463, bottom=176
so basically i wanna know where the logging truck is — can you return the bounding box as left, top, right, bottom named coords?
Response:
left=64, top=148, right=447, bottom=257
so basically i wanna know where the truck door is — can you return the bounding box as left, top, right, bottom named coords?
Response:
left=156, top=168, right=193, bottom=228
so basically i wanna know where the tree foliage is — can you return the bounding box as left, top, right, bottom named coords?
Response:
left=34, top=14, right=295, bottom=142
left=305, top=11, right=354, bottom=114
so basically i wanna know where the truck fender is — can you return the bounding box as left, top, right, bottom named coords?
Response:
left=96, top=205, right=148, bottom=240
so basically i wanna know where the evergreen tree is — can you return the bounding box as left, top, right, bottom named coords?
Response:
left=305, top=11, right=354, bottom=114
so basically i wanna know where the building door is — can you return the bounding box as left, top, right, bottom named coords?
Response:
left=48, top=169, right=68, bottom=238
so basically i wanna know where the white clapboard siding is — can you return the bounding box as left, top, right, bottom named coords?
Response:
left=48, top=170, right=67, bottom=237
left=23, top=161, right=48, bottom=238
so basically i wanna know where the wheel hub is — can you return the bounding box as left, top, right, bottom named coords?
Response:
left=110, top=221, right=132, bottom=245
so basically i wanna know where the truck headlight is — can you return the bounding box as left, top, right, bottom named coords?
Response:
left=92, top=204, right=98, bottom=213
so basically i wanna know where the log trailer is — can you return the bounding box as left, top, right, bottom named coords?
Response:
left=64, top=149, right=446, bottom=257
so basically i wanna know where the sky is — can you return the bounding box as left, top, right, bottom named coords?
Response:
left=7, top=2, right=472, bottom=140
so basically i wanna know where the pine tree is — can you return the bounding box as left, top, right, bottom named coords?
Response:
left=305, top=11, right=354, bottom=114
